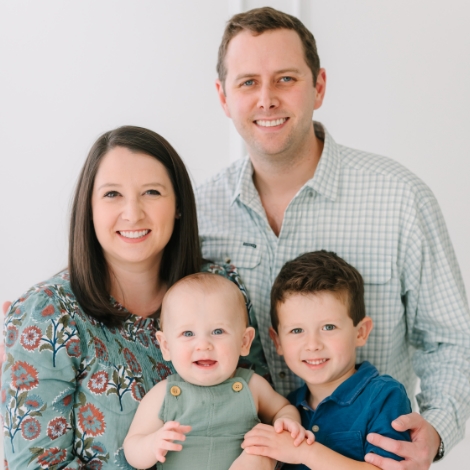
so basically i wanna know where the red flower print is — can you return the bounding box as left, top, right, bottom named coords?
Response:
left=88, top=460, right=103, bottom=470
left=11, top=361, right=39, bottom=391
left=2, top=389, right=6, bottom=404
left=66, top=338, right=81, bottom=357
left=20, top=326, right=42, bottom=351
left=93, top=338, right=108, bottom=361
left=123, top=348, right=142, bottom=374
left=156, top=363, right=172, bottom=381
left=88, top=371, right=108, bottom=394
left=21, top=417, right=41, bottom=440
left=41, top=304, right=56, bottom=317
left=78, top=403, right=106, bottom=436
left=5, top=326, right=18, bottom=348
left=47, top=417, right=68, bottom=440
left=44, top=289, right=53, bottom=297
left=37, top=448, right=67, bottom=467
left=131, top=381, right=146, bottom=402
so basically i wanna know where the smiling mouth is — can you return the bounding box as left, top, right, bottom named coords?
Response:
left=194, top=360, right=217, bottom=367
left=118, top=230, right=150, bottom=239
left=304, top=359, right=328, bottom=366
left=255, top=118, right=288, bottom=127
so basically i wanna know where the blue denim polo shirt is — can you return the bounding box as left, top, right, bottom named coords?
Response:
left=284, top=361, right=412, bottom=469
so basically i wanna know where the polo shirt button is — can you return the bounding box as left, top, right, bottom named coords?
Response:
left=232, top=381, right=243, bottom=392
left=312, top=425, right=320, bottom=432
left=225, top=258, right=231, bottom=264
left=170, top=386, right=181, bottom=397
left=279, top=371, right=286, bottom=379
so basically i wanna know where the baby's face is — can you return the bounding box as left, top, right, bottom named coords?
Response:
left=156, top=288, right=254, bottom=386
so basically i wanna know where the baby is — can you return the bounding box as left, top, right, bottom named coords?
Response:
left=243, top=250, right=412, bottom=469
left=124, top=272, right=313, bottom=470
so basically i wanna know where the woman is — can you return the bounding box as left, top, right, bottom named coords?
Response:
left=1, top=126, right=267, bottom=469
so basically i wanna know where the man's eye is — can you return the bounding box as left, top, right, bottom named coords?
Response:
left=182, top=331, right=194, bottom=337
left=104, top=191, right=119, bottom=198
left=212, top=328, right=224, bottom=335
left=243, top=79, right=255, bottom=87
left=291, top=328, right=303, bottom=334
left=280, top=76, right=293, bottom=83
left=323, top=324, right=336, bottom=331
left=145, top=189, right=161, bottom=196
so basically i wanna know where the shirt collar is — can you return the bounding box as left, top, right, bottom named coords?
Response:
left=290, top=361, right=379, bottom=409
left=230, top=122, right=342, bottom=206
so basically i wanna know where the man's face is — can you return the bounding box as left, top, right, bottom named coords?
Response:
left=216, top=29, right=326, bottom=163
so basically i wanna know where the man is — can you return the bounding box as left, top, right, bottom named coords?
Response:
left=196, top=7, right=470, bottom=469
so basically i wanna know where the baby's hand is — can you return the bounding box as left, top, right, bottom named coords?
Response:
left=273, top=418, right=314, bottom=446
left=153, top=421, right=192, bottom=462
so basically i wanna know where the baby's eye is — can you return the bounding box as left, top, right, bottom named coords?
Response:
left=291, top=328, right=303, bottom=334
left=104, top=191, right=119, bottom=198
left=322, top=324, right=336, bottom=331
left=212, top=328, right=224, bottom=335
left=182, top=331, right=194, bottom=337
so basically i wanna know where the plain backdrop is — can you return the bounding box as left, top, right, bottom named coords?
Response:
left=0, top=1, right=468, bottom=467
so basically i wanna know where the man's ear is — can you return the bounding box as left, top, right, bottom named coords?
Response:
left=355, top=316, right=373, bottom=347
left=240, top=326, right=255, bottom=356
left=313, top=68, right=327, bottom=111
left=156, top=331, right=171, bottom=361
left=215, top=79, right=231, bottom=118
left=269, top=327, right=283, bottom=356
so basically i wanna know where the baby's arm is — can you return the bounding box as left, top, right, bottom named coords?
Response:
left=249, top=373, right=314, bottom=446
left=123, top=380, right=191, bottom=468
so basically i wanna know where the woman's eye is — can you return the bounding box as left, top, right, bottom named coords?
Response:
left=145, top=189, right=161, bottom=196
left=291, top=328, right=303, bottom=334
left=212, top=328, right=224, bottom=335
left=104, top=191, right=119, bottom=198
left=323, top=324, right=336, bottom=331
left=182, top=331, right=194, bottom=337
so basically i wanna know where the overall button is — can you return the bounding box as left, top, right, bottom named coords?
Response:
left=225, top=258, right=231, bottom=264
left=232, top=382, right=243, bottom=392
left=312, top=425, right=320, bottom=432
left=170, top=386, right=181, bottom=397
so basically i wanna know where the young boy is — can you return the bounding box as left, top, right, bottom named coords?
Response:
left=123, top=273, right=313, bottom=470
left=242, top=250, right=412, bottom=469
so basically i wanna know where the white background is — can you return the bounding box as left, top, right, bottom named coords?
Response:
left=0, top=1, right=468, bottom=467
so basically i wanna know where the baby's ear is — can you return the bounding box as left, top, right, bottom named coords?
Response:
left=156, top=331, right=171, bottom=361
left=355, top=316, right=373, bottom=347
left=269, top=327, right=283, bottom=356
left=240, top=326, right=255, bottom=356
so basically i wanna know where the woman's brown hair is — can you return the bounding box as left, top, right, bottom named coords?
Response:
left=69, top=126, right=201, bottom=326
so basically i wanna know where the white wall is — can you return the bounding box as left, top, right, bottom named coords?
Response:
left=0, top=1, right=468, bottom=467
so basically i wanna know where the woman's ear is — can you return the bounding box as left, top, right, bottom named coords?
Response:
left=240, top=326, right=255, bottom=357
left=355, top=316, right=373, bottom=347
left=156, top=331, right=171, bottom=361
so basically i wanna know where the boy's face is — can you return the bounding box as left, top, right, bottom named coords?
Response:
left=156, top=287, right=254, bottom=386
left=270, top=291, right=372, bottom=399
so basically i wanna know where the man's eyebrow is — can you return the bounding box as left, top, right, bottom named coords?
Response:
left=234, top=68, right=303, bottom=81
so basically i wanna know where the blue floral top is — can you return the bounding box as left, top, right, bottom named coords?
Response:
left=2, top=264, right=268, bottom=470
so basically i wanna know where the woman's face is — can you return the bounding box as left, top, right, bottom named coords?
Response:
left=91, top=146, right=177, bottom=273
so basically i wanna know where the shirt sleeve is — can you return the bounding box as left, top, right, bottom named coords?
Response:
left=364, top=381, right=412, bottom=460
left=2, top=285, right=88, bottom=469
left=200, top=262, right=271, bottom=382
left=401, top=193, right=470, bottom=452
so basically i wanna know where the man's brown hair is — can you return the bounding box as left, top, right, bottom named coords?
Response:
left=217, top=6, right=321, bottom=89
left=270, top=250, right=365, bottom=331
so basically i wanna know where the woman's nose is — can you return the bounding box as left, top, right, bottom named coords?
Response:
left=121, top=198, right=144, bottom=223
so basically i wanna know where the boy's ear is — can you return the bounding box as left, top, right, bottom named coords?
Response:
left=155, top=331, right=171, bottom=361
left=269, top=327, right=283, bottom=356
left=240, top=326, right=255, bottom=356
left=355, top=316, right=373, bottom=347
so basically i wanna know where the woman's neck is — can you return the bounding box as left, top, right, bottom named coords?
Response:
left=108, top=263, right=166, bottom=318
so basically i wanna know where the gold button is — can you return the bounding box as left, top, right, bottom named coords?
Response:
left=170, top=385, right=181, bottom=397
left=232, top=381, right=243, bottom=392
left=225, top=258, right=231, bottom=264
left=312, top=425, right=320, bottom=432
left=279, top=371, right=286, bottom=379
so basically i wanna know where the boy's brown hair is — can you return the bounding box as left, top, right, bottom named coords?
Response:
left=270, top=250, right=365, bottom=331
left=217, top=6, right=321, bottom=89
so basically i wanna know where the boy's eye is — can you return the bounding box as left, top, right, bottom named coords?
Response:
left=182, top=331, right=194, bottom=337
left=322, top=324, right=336, bottom=331
left=212, top=328, right=224, bottom=335
left=104, top=191, right=119, bottom=198
left=291, top=328, right=303, bottom=334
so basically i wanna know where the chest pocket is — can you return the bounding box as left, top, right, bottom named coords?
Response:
left=340, top=254, right=393, bottom=285
left=201, top=235, right=262, bottom=269
left=323, top=431, right=364, bottom=461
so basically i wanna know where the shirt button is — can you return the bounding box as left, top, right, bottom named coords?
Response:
left=279, top=371, right=286, bottom=379
left=170, top=386, right=181, bottom=397
left=312, top=425, right=320, bottom=432
left=232, top=382, right=243, bottom=392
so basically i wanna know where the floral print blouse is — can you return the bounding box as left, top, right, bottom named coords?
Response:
left=2, top=264, right=268, bottom=469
